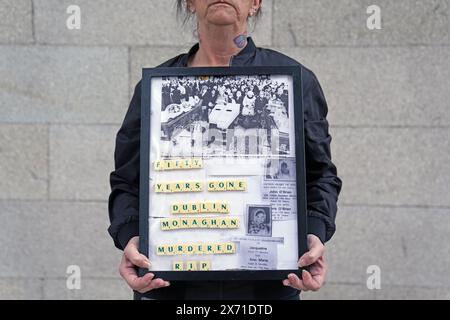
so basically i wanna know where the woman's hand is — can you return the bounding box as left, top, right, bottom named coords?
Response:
left=283, top=234, right=327, bottom=291
left=119, top=236, right=170, bottom=293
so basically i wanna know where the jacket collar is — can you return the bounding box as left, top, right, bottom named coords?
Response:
left=179, top=37, right=257, bottom=67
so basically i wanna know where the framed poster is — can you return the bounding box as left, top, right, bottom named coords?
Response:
left=139, top=66, right=308, bottom=281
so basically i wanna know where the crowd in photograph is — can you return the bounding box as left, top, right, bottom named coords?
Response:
left=161, top=75, right=289, bottom=130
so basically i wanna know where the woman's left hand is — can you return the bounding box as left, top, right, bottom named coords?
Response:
left=283, top=234, right=327, bottom=291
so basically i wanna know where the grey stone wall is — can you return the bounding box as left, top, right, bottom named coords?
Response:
left=0, top=0, right=449, bottom=299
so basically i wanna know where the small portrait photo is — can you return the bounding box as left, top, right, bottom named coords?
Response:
left=246, top=205, right=272, bottom=237
left=264, top=157, right=296, bottom=181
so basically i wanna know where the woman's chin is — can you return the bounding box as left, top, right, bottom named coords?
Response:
left=206, top=12, right=238, bottom=26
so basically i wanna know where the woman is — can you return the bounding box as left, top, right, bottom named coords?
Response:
left=108, top=0, right=342, bottom=300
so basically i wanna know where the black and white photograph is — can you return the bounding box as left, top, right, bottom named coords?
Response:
left=157, top=74, right=292, bottom=157
left=246, top=205, right=272, bottom=237
left=264, top=157, right=296, bottom=181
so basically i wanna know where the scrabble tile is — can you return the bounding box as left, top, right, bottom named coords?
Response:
left=171, top=203, right=181, bottom=214
left=173, top=261, right=184, bottom=271
left=218, top=218, right=229, bottom=229
left=204, top=244, right=215, bottom=254
left=186, top=261, right=198, bottom=271
left=154, top=183, right=167, bottom=193
left=179, top=218, right=190, bottom=229
left=194, top=244, right=204, bottom=255
left=199, top=218, right=209, bottom=228
left=216, top=181, right=227, bottom=191
left=179, top=204, right=190, bottom=214
left=198, top=202, right=208, bottom=213
left=228, top=218, right=239, bottom=228
left=185, top=244, right=195, bottom=255
left=190, top=218, right=200, bottom=229
left=170, top=182, right=182, bottom=192
left=166, top=245, right=176, bottom=256
left=191, top=158, right=203, bottom=169
left=163, top=160, right=173, bottom=170
left=224, top=243, right=236, bottom=254
left=153, top=160, right=163, bottom=171
left=218, top=202, right=229, bottom=213
left=235, top=180, right=247, bottom=191
left=191, top=181, right=203, bottom=192
left=199, top=261, right=211, bottom=271
left=156, top=245, right=166, bottom=256
left=176, top=244, right=184, bottom=255
left=160, top=219, right=172, bottom=231
left=213, top=244, right=224, bottom=254
left=190, top=203, right=200, bottom=213
left=209, top=218, right=219, bottom=228
left=207, top=181, right=218, bottom=191
left=226, top=180, right=237, bottom=190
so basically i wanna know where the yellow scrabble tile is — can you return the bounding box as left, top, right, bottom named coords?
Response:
left=197, top=202, right=206, bottom=213
left=173, top=261, right=184, bottom=271
left=170, top=182, right=182, bottom=193
left=218, top=218, right=228, bottom=229
left=204, top=244, right=215, bottom=254
left=179, top=218, right=190, bottom=229
left=213, top=243, right=223, bottom=254
left=192, top=181, right=203, bottom=192
left=194, top=243, right=204, bottom=255
left=160, top=219, right=171, bottom=231
left=190, top=218, right=200, bottom=229
left=199, top=261, right=211, bottom=271
left=172, top=218, right=182, bottom=230
left=183, top=159, right=192, bottom=169
left=226, top=180, right=237, bottom=190
left=235, top=180, right=247, bottom=191
left=171, top=203, right=181, bottom=214
left=153, top=160, right=163, bottom=171
left=166, top=245, right=176, bottom=256
left=154, top=182, right=166, bottom=193
left=183, top=217, right=193, bottom=228
left=202, top=201, right=212, bottom=212
left=216, top=181, right=227, bottom=191
left=228, top=218, right=239, bottom=228
left=190, top=203, right=199, bottom=213
left=191, top=158, right=203, bottom=169
left=185, top=244, right=195, bottom=255
left=182, top=181, right=192, bottom=192
left=179, top=204, right=189, bottom=214
left=217, top=202, right=229, bottom=213
left=199, top=218, right=209, bottom=228
left=156, top=245, right=166, bottom=256
left=175, top=244, right=184, bottom=255
left=207, top=181, right=217, bottom=192
left=223, top=243, right=236, bottom=254
left=161, top=159, right=171, bottom=170
left=186, top=261, right=197, bottom=271
left=209, top=218, right=219, bottom=229
left=182, top=159, right=194, bottom=169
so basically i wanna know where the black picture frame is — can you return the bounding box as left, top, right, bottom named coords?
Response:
left=139, top=66, right=308, bottom=281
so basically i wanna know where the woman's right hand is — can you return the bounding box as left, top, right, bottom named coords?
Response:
left=119, top=236, right=170, bottom=293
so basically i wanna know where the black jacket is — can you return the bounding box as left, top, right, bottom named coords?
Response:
left=108, top=37, right=342, bottom=300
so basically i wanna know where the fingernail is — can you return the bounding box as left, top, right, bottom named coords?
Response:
left=283, top=280, right=290, bottom=286
left=288, top=273, right=295, bottom=278
left=146, top=261, right=152, bottom=268
left=165, top=281, right=171, bottom=287
left=299, top=259, right=305, bottom=267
